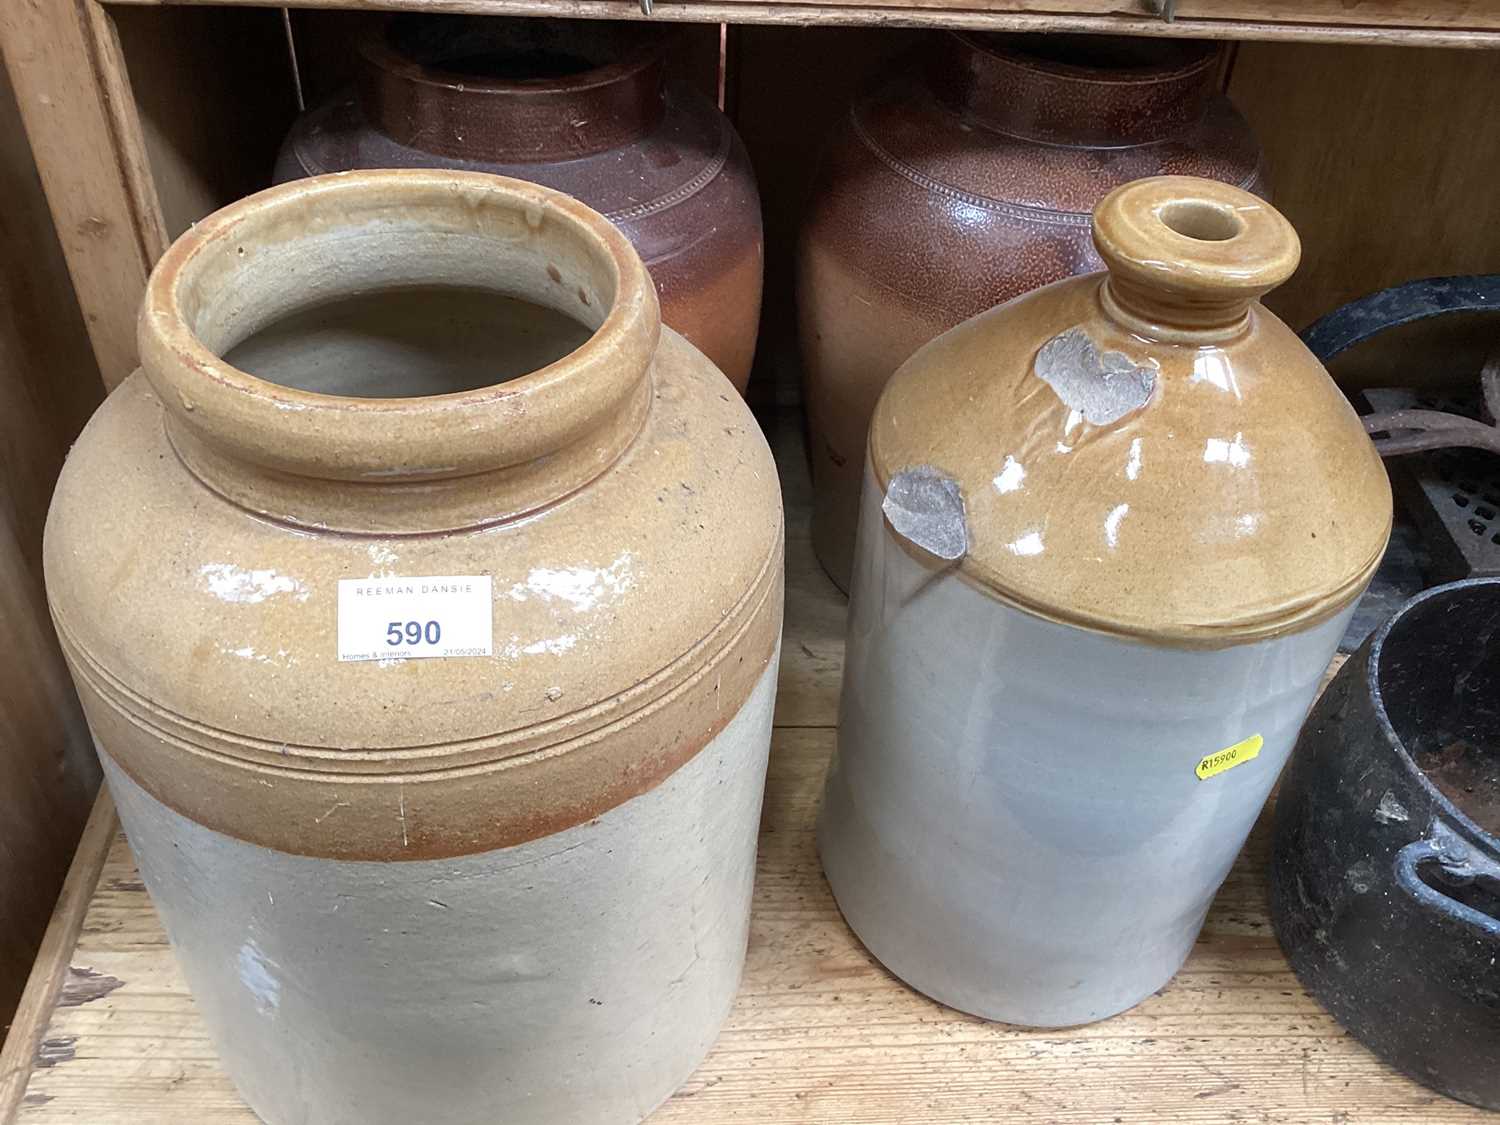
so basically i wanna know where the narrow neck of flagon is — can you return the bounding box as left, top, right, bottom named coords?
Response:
left=357, top=16, right=669, bottom=163
left=1100, top=276, right=1253, bottom=342
left=926, top=32, right=1220, bottom=147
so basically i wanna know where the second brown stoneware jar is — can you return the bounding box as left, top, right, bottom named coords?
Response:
left=44, top=170, right=783, bottom=1125
left=276, top=15, right=764, bottom=392
left=798, top=33, right=1266, bottom=590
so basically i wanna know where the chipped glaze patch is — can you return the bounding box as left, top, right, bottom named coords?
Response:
left=883, top=467, right=968, bottom=563
left=1034, top=327, right=1156, bottom=426
left=199, top=563, right=309, bottom=605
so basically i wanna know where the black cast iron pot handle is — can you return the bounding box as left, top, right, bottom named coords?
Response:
left=1301, top=274, right=1500, bottom=363
left=1394, top=825, right=1500, bottom=939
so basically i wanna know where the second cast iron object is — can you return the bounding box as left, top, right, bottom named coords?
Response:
left=1302, top=275, right=1500, bottom=582
left=277, top=15, right=764, bottom=392
left=1271, top=578, right=1500, bottom=1110
left=818, top=177, right=1392, bottom=1027
left=797, top=32, right=1266, bottom=591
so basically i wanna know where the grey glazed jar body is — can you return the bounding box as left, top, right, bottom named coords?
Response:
left=44, top=170, right=784, bottom=1124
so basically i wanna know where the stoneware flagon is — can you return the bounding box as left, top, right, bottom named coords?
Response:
left=817, top=176, right=1392, bottom=1028
left=1271, top=578, right=1500, bottom=1110
left=43, top=170, right=784, bottom=1125
left=798, top=33, right=1265, bottom=590
left=276, top=15, right=764, bottom=392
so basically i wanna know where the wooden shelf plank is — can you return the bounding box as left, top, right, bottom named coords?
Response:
left=0, top=794, right=119, bottom=1123
left=0, top=0, right=167, bottom=390
left=96, top=0, right=1500, bottom=48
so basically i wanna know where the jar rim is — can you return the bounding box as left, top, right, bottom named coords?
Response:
left=950, top=31, right=1218, bottom=81
left=137, top=169, right=659, bottom=500
left=928, top=33, right=1220, bottom=148
left=363, top=14, right=668, bottom=97
left=355, top=16, right=672, bottom=161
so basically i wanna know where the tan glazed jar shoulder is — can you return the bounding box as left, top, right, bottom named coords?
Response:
left=868, top=176, right=1389, bottom=644
left=44, top=169, right=783, bottom=1125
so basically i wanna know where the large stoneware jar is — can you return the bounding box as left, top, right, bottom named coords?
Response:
left=276, top=15, right=764, bottom=392
left=818, top=177, right=1390, bottom=1028
left=799, top=33, right=1265, bottom=590
left=44, top=170, right=783, bottom=1124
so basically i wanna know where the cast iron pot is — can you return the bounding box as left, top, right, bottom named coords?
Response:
left=1271, top=577, right=1500, bottom=1109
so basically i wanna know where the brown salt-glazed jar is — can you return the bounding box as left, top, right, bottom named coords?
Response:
left=276, top=15, right=764, bottom=392
left=44, top=170, right=783, bottom=1125
left=798, top=33, right=1266, bottom=590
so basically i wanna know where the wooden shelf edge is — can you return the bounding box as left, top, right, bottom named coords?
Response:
left=99, top=0, right=1500, bottom=47
left=0, top=790, right=118, bottom=1125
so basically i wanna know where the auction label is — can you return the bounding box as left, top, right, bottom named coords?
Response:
left=337, top=576, right=493, bottom=662
left=1195, top=733, right=1263, bottom=781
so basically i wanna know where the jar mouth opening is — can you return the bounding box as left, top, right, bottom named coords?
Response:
left=219, top=283, right=597, bottom=400
left=953, top=32, right=1217, bottom=81
left=139, top=170, right=658, bottom=484
left=163, top=178, right=616, bottom=406
left=366, top=15, right=667, bottom=94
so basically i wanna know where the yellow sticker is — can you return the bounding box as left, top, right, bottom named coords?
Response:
left=1196, top=734, right=1264, bottom=780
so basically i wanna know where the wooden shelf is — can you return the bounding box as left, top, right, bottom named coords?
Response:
left=4, top=0, right=1498, bottom=402
left=0, top=410, right=1489, bottom=1123
left=94, top=0, right=1500, bottom=47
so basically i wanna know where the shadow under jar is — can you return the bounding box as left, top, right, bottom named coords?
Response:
left=1272, top=578, right=1500, bottom=1110
left=798, top=32, right=1265, bottom=591
left=43, top=170, right=783, bottom=1125
left=276, top=15, right=764, bottom=392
